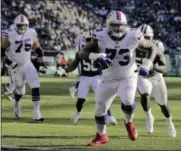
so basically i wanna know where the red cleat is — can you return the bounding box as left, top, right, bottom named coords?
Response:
left=88, top=132, right=109, bottom=146
left=124, top=121, right=137, bottom=141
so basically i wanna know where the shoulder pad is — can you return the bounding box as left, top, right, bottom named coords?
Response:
left=153, top=40, right=164, bottom=53
left=28, top=28, right=37, bottom=37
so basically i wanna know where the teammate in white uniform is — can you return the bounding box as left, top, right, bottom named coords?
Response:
left=78, top=11, right=157, bottom=146
left=65, top=32, right=117, bottom=125
left=137, top=24, right=176, bottom=137
left=1, top=14, right=46, bottom=121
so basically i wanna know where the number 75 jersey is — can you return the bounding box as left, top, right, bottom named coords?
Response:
left=2, top=28, right=37, bottom=65
left=92, top=28, right=143, bottom=80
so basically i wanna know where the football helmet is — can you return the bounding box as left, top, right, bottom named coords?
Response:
left=138, top=24, right=153, bottom=40
left=106, top=11, right=128, bottom=38
left=14, top=14, right=29, bottom=34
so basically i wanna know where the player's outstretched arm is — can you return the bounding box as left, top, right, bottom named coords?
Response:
left=65, top=54, right=79, bottom=73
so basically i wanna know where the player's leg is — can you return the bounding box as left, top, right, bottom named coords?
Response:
left=151, top=75, right=176, bottom=137
left=89, top=80, right=118, bottom=146
left=12, top=66, right=25, bottom=118
left=69, top=80, right=79, bottom=98
left=118, top=73, right=138, bottom=140
left=24, top=62, right=43, bottom=121
left=91, top=76, right=117, bottom=125
left=137, top=76, right=154, bottom=133
left=71, top=77, right=90, bottom=123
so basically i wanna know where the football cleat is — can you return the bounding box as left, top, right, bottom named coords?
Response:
left=146, top=116, right=154, bottom=133
left=34, top=118, right=44, bottom=122
left=4, top=92, right=13, bottom=102
left=71, top=112, right=80, bottom=123
left=167, top=123, right=176, bottom=137
left=124, top=121, right=138, bottom=141
left=13, top=99, right=21, bottom=119
left=106, top=116, right=117, bottom=125
left=69, top=87, right=77, bottom=98
left=88, top=132, right=108, bottom=146
left=34, top=111, right=43, bottom=121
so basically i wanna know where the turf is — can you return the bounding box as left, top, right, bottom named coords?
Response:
left=1, top=76, right=181, bottom=150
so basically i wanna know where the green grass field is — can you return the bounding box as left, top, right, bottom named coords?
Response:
left=1, top=76, right=181, bottom=151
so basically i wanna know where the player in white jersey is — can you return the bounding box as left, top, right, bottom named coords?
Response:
left=65, top=32, right=117, bottom=125
left=78, top=11, right=157, bottom=146
left=1, top=14, right=47, bottom=121
left=136, top=24, right=176, bottom=137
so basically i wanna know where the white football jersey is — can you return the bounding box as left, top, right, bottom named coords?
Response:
left=2, top=28, right=37, bottom=65
left=92, top=28, right=143, bottom=80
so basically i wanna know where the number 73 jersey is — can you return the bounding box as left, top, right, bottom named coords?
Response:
left=2, top=28, right=37, bottom=65
left=92, top=28, right=143, bottom=80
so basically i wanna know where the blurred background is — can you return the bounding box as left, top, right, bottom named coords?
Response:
left=1, top=0, right=181, bottom=76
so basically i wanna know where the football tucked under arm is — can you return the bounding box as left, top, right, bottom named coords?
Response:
left=78, top=38, right=106, bottom=60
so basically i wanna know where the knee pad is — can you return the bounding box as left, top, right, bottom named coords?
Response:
left=121, top=102, right=136, bottom=115
left=95, top=113, right=108, bottom=124
left=32, top=87, right=40, bottom=101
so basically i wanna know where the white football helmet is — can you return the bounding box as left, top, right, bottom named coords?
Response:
left=14, top=14, right=29, bottom=34
left=138, top=24, right=154, bottom=40
left=106, top=11, right=128, bottom=38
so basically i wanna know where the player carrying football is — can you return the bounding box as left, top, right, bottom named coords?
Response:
left=78, top=11, right=157, bottom=146
left=1, top=14, right=46, bottom=121
left=137, top=24, right=176, bottom=137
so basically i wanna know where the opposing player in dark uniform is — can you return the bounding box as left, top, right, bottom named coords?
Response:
left=65, top=31, right=117, bottom=125
left=137, top=24, right=176, bottom=137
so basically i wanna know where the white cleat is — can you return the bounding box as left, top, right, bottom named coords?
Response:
left=167, top=123, right=176, bottom=137
left=34, top=111, right=44, bottom=121
left=4, top=92, right=13, bottom=102
left=13, top=100, right=21, bottom=119
left=71, top=112, right=80, bottom=123
left=146, top=116, right=154, bottom=133
left=106, top=116, right=117, bottom=125
left=69, top=87, right=77, bottom=98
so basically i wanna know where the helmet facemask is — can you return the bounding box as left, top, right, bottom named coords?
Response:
left=16, top=24, right=29, bottom=34
left=108, top=22, right=127, bottom=38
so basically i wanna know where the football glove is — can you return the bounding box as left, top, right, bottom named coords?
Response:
left=139, top=59, right=153, bottom=77
left=94, top=57, right=112, bottom=70
left=39, top=62, right=47, bottom=74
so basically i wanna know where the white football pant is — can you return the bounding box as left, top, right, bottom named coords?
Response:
left=10, top=61, right=40, bottom=95
left=137, top=73, right=167, bottom=105
left=77, top=75, right=102, bottom=99
left=95, top=72, right=138, bottom=116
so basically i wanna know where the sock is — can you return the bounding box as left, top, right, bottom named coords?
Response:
left=107, top=109, right=112, bottom=116
left=14, top=92, right=23, bottom=103
left=32, top=88, right=41, bottom=114
left=145, top=108, right=153, bottom=118
left=96, top=123, right=106, bottom=136
left=166, top=115, right=173, bottom=125
left=76, top=98, right=86, bottom=112
left=159, top=104, right=170, bottom=118
left=124, top=113, right=134, bottom=124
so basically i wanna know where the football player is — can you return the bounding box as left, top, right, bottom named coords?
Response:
left=65, top=32, right=117, bottom=125
left=1, top=14, right=46, bottom=121
left=78, top=11, right=157, bottom=146
left=136, top=24, right=176, bottom=137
